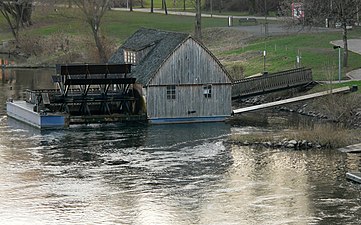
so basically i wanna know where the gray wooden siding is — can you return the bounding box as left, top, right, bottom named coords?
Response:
left=149, top=38, right=231, bottom=86
left=145, top=38, right=232, bottom=119
left=146, top=85, right=232, bottom=119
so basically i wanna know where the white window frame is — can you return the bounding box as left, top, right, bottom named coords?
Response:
left=124, top=50, right=137, bottom=64
left=203, top=84, right=212, bottom=98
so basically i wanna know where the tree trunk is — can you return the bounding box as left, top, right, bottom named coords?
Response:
left=195, top=0, right=201, bottom=40
left=0, top=1, right=33, bottom=42
left=0, top=10, right=19, bottom=42
left=342, top=25, right=348, bottom=67
left=151, top=0, right=154, bottom=13
left=163, top=0, right=168, bottom=15
left=92, top=29, right=107, bottom=63
left=129, top=0, right=133, bottom=11
left=248, top=0, right=255, bottom=14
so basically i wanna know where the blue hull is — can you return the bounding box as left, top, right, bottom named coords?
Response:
left=149, top=116, right=228, bottom=124
left=7, top=101, right=66, bottom=129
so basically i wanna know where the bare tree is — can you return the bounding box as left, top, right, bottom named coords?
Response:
left=331, top=0, right=361, bottom=67
left=72, top=0, right=110, bottom=63
left=280, top=0, right=361, bottom=67
left=194, top=0, right=201, bottom=39
left=0, top=0, right=33, bottom=42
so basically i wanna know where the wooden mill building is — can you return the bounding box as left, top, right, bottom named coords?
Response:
left=109, top=28, right=232, bottom=124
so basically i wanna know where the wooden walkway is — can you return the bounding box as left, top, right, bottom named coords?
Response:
left=346, top=172, right=361, bottom=183
left=233, top=86, right=352, bottom=114
left=338, top=143, right=361, bottom=153
left=232, top=68, right=313, bottom=99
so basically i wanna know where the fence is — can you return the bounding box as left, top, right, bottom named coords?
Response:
left=232, top=67, right=313, bottom=99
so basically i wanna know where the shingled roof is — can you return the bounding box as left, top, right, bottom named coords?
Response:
left=109, top=28, right=190, bottom=85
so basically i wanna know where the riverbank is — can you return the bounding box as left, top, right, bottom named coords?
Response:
left=226, top=126, right=361, bottom=150
left=227, top=85, right=361, bottom=150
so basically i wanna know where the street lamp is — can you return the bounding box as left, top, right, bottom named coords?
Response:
left=263, top=50, right=267, bottom=74
left=333, top=45, right=341, bottom=82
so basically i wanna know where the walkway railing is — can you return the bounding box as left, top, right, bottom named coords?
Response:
left=232, top=67, right=313, bottom=99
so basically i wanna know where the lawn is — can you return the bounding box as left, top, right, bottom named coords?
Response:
left=222, top=29, right=361, bottom=81
left=1, top=5, right=361, bottom=82
left=311, top=80, right=361, bottom=94
left=0, top=8, right=229, bottom=44
left=103, top=10, right=228, bottom=43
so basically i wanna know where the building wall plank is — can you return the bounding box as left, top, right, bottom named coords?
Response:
left=146, top=38, right=232, bottom=120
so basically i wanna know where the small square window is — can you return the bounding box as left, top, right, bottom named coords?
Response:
left=203, top=84, right=212, bottom=98
left=167, top=85, right=176, bottom=99
left=124, top=50, right=137, bottom=64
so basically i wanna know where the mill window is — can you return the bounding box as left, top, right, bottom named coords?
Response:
left=203, top=84, right=212, bottom=98
left=124, top=50, right=137, bottom=64
left=166, top=85, right=176, bottom=99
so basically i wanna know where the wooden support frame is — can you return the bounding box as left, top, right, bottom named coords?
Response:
left=51, top=64, right=137, bottom=116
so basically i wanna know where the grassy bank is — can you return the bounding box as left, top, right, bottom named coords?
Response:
left=0, top=8, right=228, bottom=44
left=0, top=8, right=228, bottom=63
left=312, top=81, right=361, bottom=94
left=222, top=30, right=361, bottom=80
left=1, top=7, right=361, bottom=82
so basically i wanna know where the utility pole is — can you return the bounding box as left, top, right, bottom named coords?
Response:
left=264, top=0, right=268, bottom=37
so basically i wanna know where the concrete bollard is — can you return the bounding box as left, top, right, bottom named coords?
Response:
left=228, top=16, right=233, bottom=27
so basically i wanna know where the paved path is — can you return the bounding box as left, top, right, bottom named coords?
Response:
left=330, top=39, right=361, bottom=80
left=112, top=7, right=280, bottom=20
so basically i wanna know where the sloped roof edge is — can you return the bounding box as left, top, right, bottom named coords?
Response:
left=145, top=36, right=233, bottom=86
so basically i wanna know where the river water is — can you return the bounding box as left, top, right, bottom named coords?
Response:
left=1, top=68, right=361, bottom=225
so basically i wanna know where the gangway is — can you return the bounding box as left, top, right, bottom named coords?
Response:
left=232, top=68, right=313, bottom=99
left=233, top=86, right=357, bottom=114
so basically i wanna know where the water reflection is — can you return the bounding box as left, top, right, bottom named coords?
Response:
left=1, top=68, right=361, bottom=224
left=0, top=119, right=234, bottom=224
left=0, top=67, right=55, bottom=102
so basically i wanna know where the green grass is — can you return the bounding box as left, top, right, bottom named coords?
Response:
left=1, top=6, right=361, bottom=83
left=223, top=30, right=361, bottom=80
left=136, top=0, right=198, bottom=10
left=103, top=10, right=228, bottom=43
left=312, top=80, right=361, bottom=94
left=0, top=8, right=229, bottom=43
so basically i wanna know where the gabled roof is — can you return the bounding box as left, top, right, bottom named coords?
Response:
left=109, top=28, right=189, bottom=85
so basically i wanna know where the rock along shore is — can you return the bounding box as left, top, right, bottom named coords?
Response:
left=227, top=138, right=324, bottom=150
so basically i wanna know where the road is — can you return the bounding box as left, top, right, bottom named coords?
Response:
left=112, top=7, right=280, bottom=20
